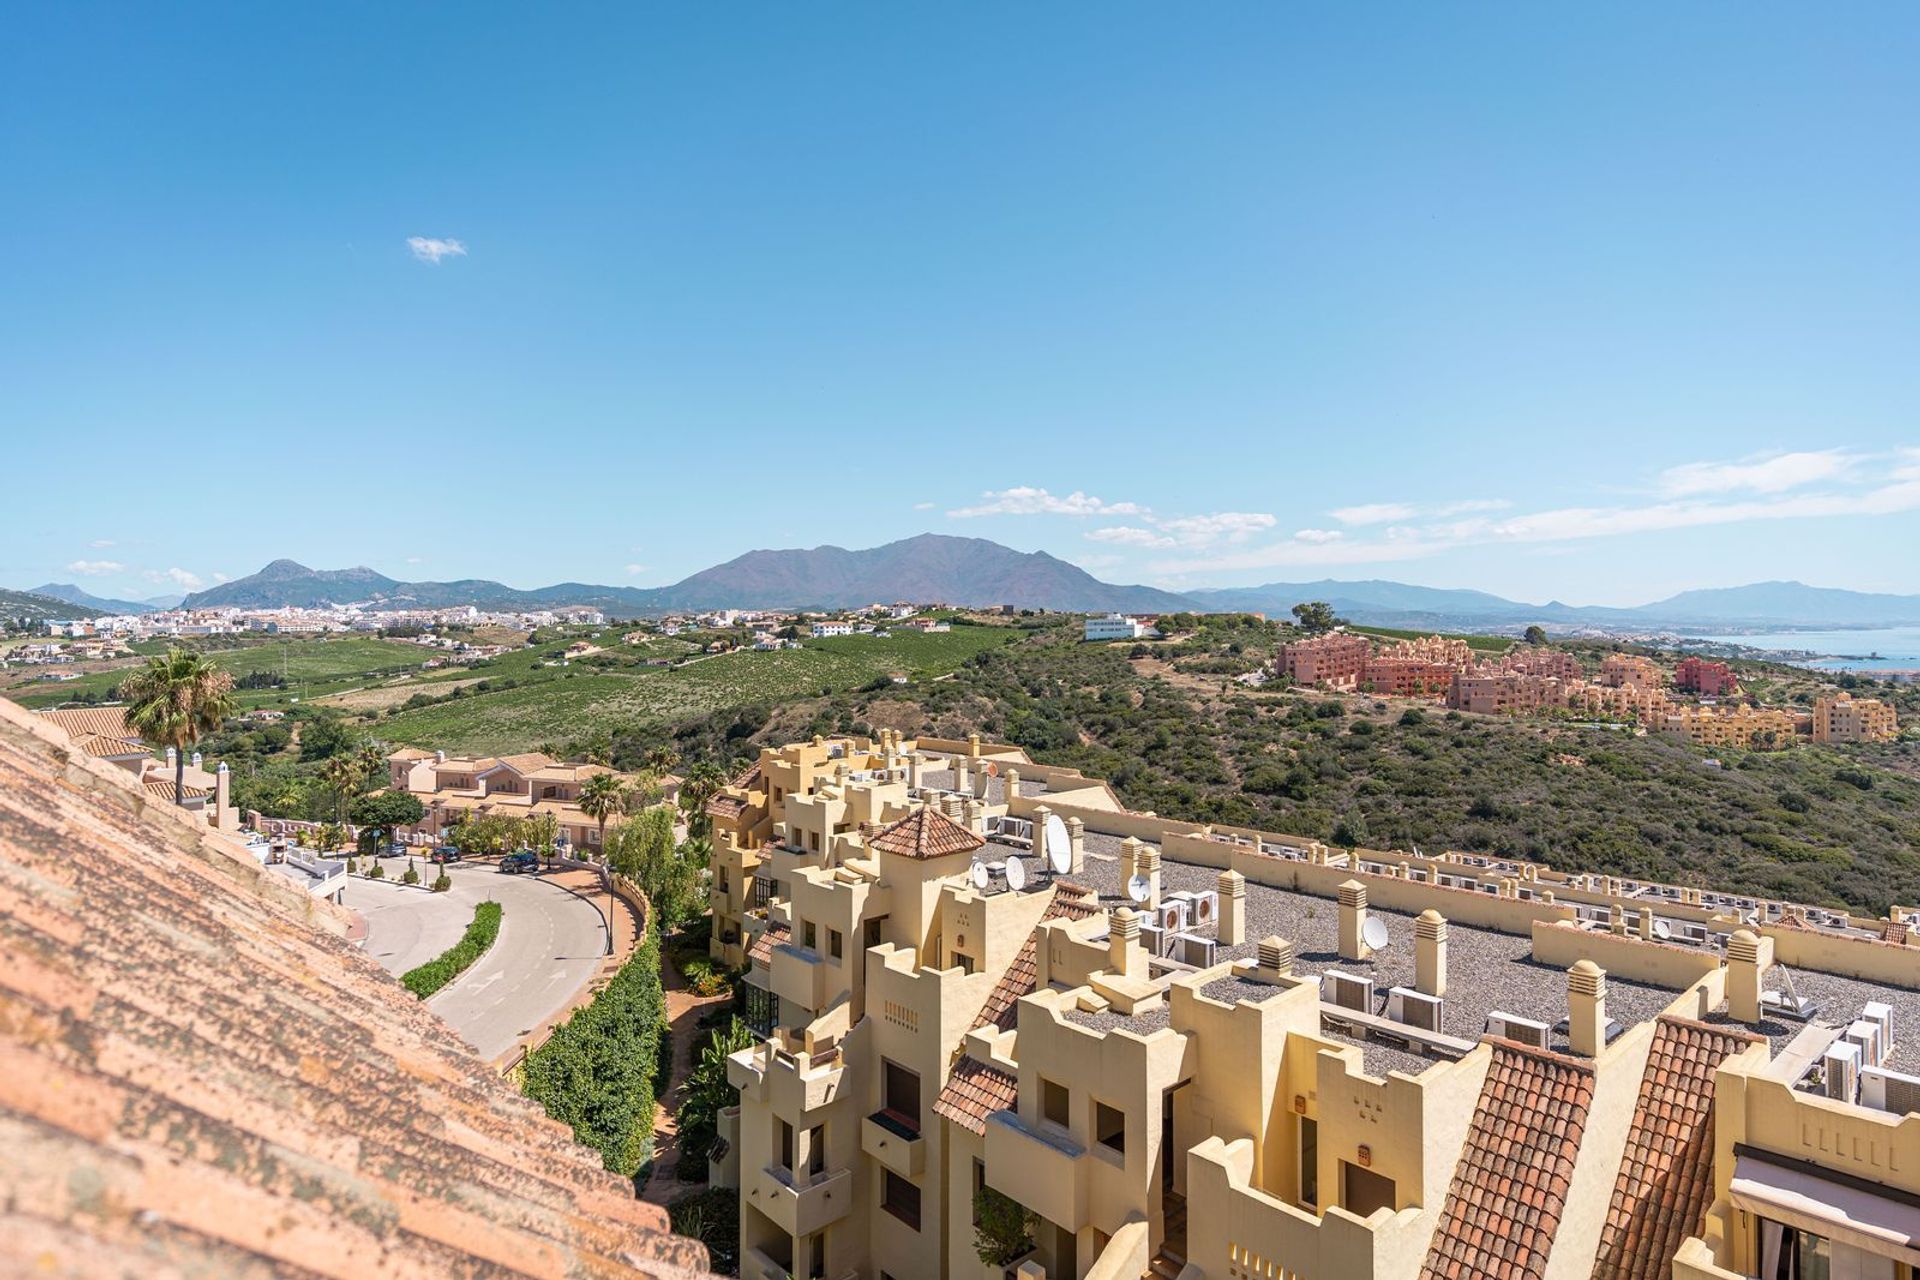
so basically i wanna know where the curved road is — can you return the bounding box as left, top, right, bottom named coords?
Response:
left=347, top=862, right=609, bottom=1061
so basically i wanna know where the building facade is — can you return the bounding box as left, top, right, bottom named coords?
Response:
left=1675, top=656, right=1741, bottom=697
left=1278, top=633, right=1373, bottom=689
left=1813, top=693, right=1900, bottom=744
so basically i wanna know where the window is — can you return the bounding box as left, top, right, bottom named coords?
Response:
left=1299, top=1117, right=1318, bottom=1208
left=972, top=1158, right=986, bottom=1226
left=882, top=1171, right=921, bottom=1230
left=802, top=921, right=817, bottom=951
left=953, top=952, right=975, bottom=975
left=1341, top=1162, right=1395, bottom=1218
left=882, top=1059, right=921, bottom=1133
left=779, top=1119, right=795, bottom=1174
left=1042, top=1077, right=1070, bottom=1128
left=807, top=1124, right=826, bottom=1176
left=829, top=928, right=844, bottom=961
left=865, top=917, right=886, bottom=948
left=807, top=1232, right=825, bottom=1280
left=1096, top=1101, right=1126, bottom=1155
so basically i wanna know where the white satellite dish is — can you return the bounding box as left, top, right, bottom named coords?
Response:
left=1362, top=916, right=1391, bottom=952
left=1005, top=856, right=1028, bottom=891
left=1045, top=814, right=1071, bottom=874
left=1126, top=875, right=1151, bottom=905
left=1653, top=919, right=1672, bottom=940
left=970, top=859, right=990, bottom=891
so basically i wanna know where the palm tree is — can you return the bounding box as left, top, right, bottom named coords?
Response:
left=678, top=761, right=727, bottom=837
left=577, top=771, right=628, bottom=853
left=122, top=648, right=235, bottom=806
left=320, top=754, right=362, bottom=823
left=643, top=745, right=680, bottom=774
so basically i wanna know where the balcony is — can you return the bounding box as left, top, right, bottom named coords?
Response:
left=727, top=1044, right=770, bottom=1104
left=984, top=1110, right=1088, bottom=1232
left=861, top=1109, right=926, bottom=1178
left=767, top=1038, right=849, bottom=1117
left=769, top=939, right=828, bottom=1012
left=750, top=1162, right=853, bottom=1238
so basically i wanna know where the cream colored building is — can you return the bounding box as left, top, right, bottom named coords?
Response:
left=34, top=705, right=242, bottom=831
left=707, top=734, right=1920, bottom=1280
left=1813, top=693, right=1900, bottom=744
left=1660, top=704, right=1810, bottom=749
left=384, top=747, right=659, bottom=851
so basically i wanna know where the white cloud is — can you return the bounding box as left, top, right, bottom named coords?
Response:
left=1154, top=512, right=1277, bottom=546
left=145, top=567, right=205, bottom=590
left=212, top=572, right=230, bottom=584
left=407, top=236, right=468, bottom=265
left=1151, top=447, right=1920, bottom=577
left=913, top=501, right=935, bottom=511
left=1086, top=526, right=1174, bottom=548
left=948, top=487, right=1147, bottom=519
left=1330, top=502, right=1419, bottom=526
left=1655, top=449, right=1856, bottom=497
left=66, top=559, right=124, bottom=576
left=625, top=564, right=651, bottom=575
left=88, top=538, right=116, bottom=549
left=405, top=556, right=424, bottom=565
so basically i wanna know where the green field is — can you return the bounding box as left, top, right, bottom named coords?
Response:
left=378, top=629, right=1017, bottom=754
left=8, top=637, right=430, bottom=709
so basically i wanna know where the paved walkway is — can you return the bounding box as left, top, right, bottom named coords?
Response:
left=638, top=948, right=731, bottom=1205
left=349, top=863, right=610, bottom=1061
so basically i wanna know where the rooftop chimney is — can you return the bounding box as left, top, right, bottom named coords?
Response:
left=954, top=757, right=971, bottom=794
left=968, top=732, right=982, bottom=757
left=1415, top=909, right=1447, bottom=997
left=1004, top=767, right=1020, bottom=800
left=191, top=751, right=203, bottom=770
left=1214, top=869, right=1247, bottom=946
left=1726, top=929, right=1774, bottom=1024
left=1568, top=960, right=1607, bottom=1057
left=1109, top=907, right=1144, bottom=980
left=908, top=751, right=923, bottom=789
left=1066, top=816, right=1085, bottom=874
left=1338, top=880, right=1371, bottom=962
left=1251, top=936, right=1295, bottom=982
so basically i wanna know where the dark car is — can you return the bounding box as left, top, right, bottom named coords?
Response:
left=429, top=846, right=462, bottom=864
left=499, top=850, right=540, bottom=874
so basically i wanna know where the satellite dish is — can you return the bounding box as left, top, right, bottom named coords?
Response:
left=970, top=859, right=990, bottom=891
left=1362, top=916, right=1391, bottom=952
left=1005, top=856, right=1028, bottom=891
left=1126, top=875, right=1151, bottom=905
left=984, top=761, right=999, bottom=777
left=1045, top=814, right=1071, bottom=874
left=1653, top=919, right=1672, bottom=940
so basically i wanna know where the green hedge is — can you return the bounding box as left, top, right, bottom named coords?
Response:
left=522, top=929, right=667, bottom=1177
left=401, top=901, right=503, bottom=998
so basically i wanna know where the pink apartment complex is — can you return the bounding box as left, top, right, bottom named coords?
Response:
left=1277, top=632, right=1372, bottom=688
left=1674, top=656, right=1740, bottom=697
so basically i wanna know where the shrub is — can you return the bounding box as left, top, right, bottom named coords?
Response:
left=432, top=872, right=452, bottom=892
left=402, top=901, right=502, bottom=998
left=402, top=859, right=421, bottom=886
left=369, top=862, right=385, bottom=879
left=681, top=956, right=732, bottom=998
left=974, top=1185, right=1038, bottom=1267
left=668, top=1188, right=739, bottom=1275
left=522, top=930, right=668, bottom=1177
left=674, top=1017, right=756, bottom=1180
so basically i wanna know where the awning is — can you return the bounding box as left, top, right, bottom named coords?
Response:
left=1731, top=1152, right=1920, bottom=1267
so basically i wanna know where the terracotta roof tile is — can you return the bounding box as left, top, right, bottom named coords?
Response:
left=0, top=698, right=711, bottom=1279
left=868, top=806, right=985, bottom=860
left=33, top=705, right=136, bottom=740
left=706, top=794, right=749, bottom=820
left=933, top=1057, right=1019, bottom=1135
left=141, top=779, right=210, bottom=800
left=1420, top=1040, right=1596, bottom=1280
left=1591, top=1017, right=1762, bottom=1280
left=974, top=893, right=1102, bottom=1034
left=729, top=761, right=763, bottom=790
left=748, top=923, right=790, bottom=970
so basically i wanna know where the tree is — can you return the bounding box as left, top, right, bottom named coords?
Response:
left=973, top=1186, right=1038, bottom=1267
left=320, top=754, right=363, bottom=823
left=607, top=807, right=698, bottom=929
left=577, top=771, right=629, bottom=852
left=350, top=790, right=427, bottom=849
left=678, top=761, right=727, bottom=838
left=1523, top=625, right=1550, bottom=646
left=297, top=712, right=358, bottom=762
left=674, top=1017, right=756, bottom=1171
left=643, top=745, right=680, bottom=774
left=1290, top=601, right=1341, bottom=634
left=122, top=648, right=236, bottom=805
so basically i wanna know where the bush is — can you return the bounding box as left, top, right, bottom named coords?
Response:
left=401, top=859, right=421, bottom=886
left=522, top=930, right=668, bottom=1177
left=681, top=956, right=732, bottom=998
left=402, top=901, right=502, bottom=998
left=675, top=1017, right=756, bottom=1180
left=974, top=1185, right=1038, bottom=1267
left=669, top=1188, right=739, bottom=1276
left=368, top=862, right=384, bottom=879
left=432, top=872, right=452, bottom=892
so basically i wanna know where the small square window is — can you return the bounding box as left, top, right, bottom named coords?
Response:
left=1042, top=1077, right=1070, bottom=1128
left=1096, top=1101, right=1125, bottom=1154
left=829, top=928, right=844, bottom=961
left=802, top=921, right=817, bottom=951
left=882, top=1171, right=921, bottom=1230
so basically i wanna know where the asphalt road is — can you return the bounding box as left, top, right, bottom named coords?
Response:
left=347, top=862, right=609, bottom=1060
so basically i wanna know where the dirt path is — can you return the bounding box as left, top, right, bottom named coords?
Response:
left=638, top=952, right=730, bottom=1205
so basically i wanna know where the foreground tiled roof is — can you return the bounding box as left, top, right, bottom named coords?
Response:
left=705, top=793, right=749, bottom=821
left=1420, top=1040, right=1595, bottom=1280
left=1591, top=1017, right=1762, bottom=1280
left=748, top=923, right=790, bottom=969
left=141, top=778, right=210, bottom=801
left=932, top=1057, right=1020, bottom=1135
left=974, top=889, right=1102, bottom=1034
left=868, top=806, right=985, bottom=860
left=33, top=705, right=136, bottom=741
left=0, top=697, right=710, bottom=1279
left=728, top=761, right=762, bottom=791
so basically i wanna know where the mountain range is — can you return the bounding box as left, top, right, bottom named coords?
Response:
left=16, top=537, right=1920, bottom=631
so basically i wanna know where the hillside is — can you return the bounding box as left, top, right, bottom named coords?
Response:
left=29, top=582, right=157, bottom=614
left=0, top=588, right=86, bottom=622
left=182, top=536, right=1197, bottom=614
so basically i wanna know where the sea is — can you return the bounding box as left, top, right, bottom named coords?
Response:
left=1688, top=626, right=1920, bottom=673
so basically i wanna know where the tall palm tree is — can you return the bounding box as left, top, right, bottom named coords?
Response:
left=678, top=761, right=727, bottom=837
left=577, top=771, right=628, bottom=853
left=320, top=754, right=363, bottom=823
left=122, top=649, right=235, bottom=806
left=643, top=745, right=680, bottom=774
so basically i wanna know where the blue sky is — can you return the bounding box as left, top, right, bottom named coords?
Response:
left=4, top=4, right=1918, bottom=606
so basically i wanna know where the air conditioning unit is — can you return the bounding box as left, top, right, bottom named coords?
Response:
left=1187, top=890, right=1219, bottom=929
left=1138, top=923, right=1170, bottom=958
left=1176, top=933, right=1217, bottom=968
left=1863, top=1001, right=1895, bottom=1053
left=1155, top=900, right=1189, bottom=935
left=1846, top=1020, right=1887, bottom=1069
left=1321, top=971, right=1375, bottom=1013
left=1485, top=1011, right=1551, bottom=1049
left=1679, top=923, right=1710, bottom=946
left=1386, top=987, right=1445, bottom=1033
left=1824, top=1042, right=1862, bottom=1104
left=1861, top=1065, right=1920, bottom=1117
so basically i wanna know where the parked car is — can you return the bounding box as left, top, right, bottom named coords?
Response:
left=499, top=850, right=540, bottom=874
left=429, top=846, right=462, bottom=864
left=385, top=842, right=407, bottom=857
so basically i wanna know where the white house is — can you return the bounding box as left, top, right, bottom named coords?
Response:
left=1083, top=613, right=1153, bottom=642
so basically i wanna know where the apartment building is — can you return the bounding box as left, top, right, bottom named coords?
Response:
left=1277, top=632, right=1372, bottom=689
left=1660, top=704, right=1808, bottom=749
left=705, top=733, right=1920, bottom=1280
left=33, top=705, right=241, bottom=830
left=1084, top=614, right=1153, bottom=643
left=1598, top=653, right=1666, bottom=689
left=1675, top=656, right=1741, bottom=697
left=1379, top=635, right=1474, bottom=669
left=1360, top=657, right=1456, bottom=699
left=1813, top=693, right=1900, bottom=744
left=384, top=747, right=659, bottom=851
left=1500, top=645, right=1586, bottom=680
left=1446, top=668, right=1573, bottom=715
